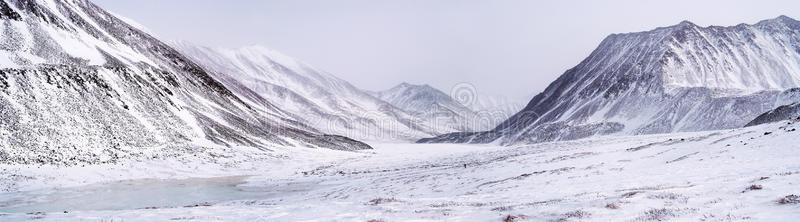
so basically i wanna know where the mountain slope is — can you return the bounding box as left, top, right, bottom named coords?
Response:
left=0, top=0, right=371, bottom=165
left=746, top=88, right=800, bottom=126
left=420, top=16, right=800, bottom=145
left=372, top=82, right=490, bottom=132
left=746, top=103, right=800, bottom=127
left=170, top=42, right=445, bottom=141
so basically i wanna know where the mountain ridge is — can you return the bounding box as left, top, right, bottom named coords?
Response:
left=170, top=41, right=449, bottom=142
left=0, top=0, right=371, bottom=165
left=372, top=82, right=491, bottom=132
left=420, top=16, right=800, bottom=145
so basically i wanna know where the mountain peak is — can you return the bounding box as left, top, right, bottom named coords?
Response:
left=375, top=82, right=489, bottom=132
left=677, top=20, right=697, bottom=27
left=776, top=15, right=797, bottom=22
left=394, top=82, right=435, bottom=91
left=754, top=15, right=799, bottom=27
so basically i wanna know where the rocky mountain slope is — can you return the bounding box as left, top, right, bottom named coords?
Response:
left=746, top=88, right=800, bottom=126
left=170, top=42, right=446, bottom=141
left=0, top=0, right=371, bottom=165
left=372, top=82, right=490, bottom=132
left=747, top=103, right=800, bottom=126
left=420, top=16, right=800, bottom=145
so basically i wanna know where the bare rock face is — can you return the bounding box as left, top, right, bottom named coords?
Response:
left=0, top=0, right=370, bottom=165
left=421, top=16, right=800, bottom=145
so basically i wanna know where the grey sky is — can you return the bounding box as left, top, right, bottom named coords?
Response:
left=92, top=0, right=800, bottom=102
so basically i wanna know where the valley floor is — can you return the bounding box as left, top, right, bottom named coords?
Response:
left=1, top=120, right=800, bottom=221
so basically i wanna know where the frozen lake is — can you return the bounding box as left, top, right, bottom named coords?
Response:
left=0, top=176, right=271, bottom=213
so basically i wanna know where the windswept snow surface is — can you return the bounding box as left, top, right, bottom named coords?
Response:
left=1, top=121, right=799, bottom=221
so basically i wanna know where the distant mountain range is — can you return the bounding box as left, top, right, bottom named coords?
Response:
left=421, top=16, right=800, bottom=145
left=371, top=82, right=490, bottom=132
left=171, top=43, right=529, bottom=140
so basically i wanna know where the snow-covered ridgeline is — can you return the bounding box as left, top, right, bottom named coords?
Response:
left=421, top=16, right=800, bottom=145
left=170, top=42, right=448, bottom=142
left=0, top=0, right=371, bottom=165
left=372, top=82, right=496, bottom=132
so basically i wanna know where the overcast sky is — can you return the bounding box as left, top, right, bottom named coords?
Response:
left=93, top=0, right=800, bottom=102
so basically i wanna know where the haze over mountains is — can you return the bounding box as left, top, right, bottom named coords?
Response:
left=372, top=82, right=492, bottom=132
left=170, top=42, right=493, bottom=141
left=421, top=16, right=800, bottom=145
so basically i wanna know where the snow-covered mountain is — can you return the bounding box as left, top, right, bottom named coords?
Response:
left=420, top=16, right=800, bottom=145
left=372, top=82, right=490, bottom=132
left=170, top=42, right=446, bottom=142
left=0, top=0, right=372, bottom=165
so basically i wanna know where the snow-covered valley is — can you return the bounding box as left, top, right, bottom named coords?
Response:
left=1, top=120, right=799, bottom=221
left=0, top=0, right=799, bottom=221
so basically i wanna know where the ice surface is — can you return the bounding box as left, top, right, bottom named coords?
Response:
left=0, top=176, right=269, bottom=213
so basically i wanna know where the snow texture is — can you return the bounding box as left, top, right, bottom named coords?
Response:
left=1, top=119, right=799, bottom=221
